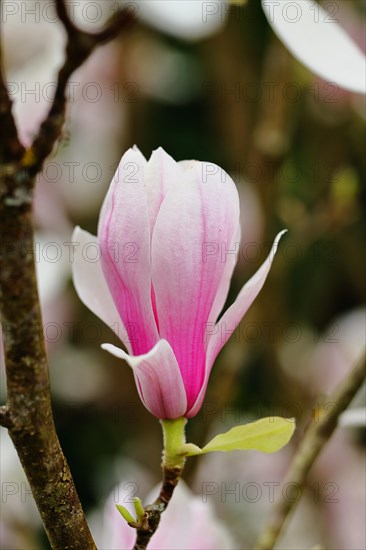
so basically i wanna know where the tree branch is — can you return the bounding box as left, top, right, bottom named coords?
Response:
left=254, top=354, right=365, bottom=550
left=23, top=0, right=135, bottom=177
left=0, top=1, right=135, bottom=548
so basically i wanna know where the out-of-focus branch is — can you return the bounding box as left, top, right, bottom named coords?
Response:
left=24, top=0, right=135, bottom=177
left=0, top=1, right=135, bottom=548
left=254, top=354, right=365, bottom=550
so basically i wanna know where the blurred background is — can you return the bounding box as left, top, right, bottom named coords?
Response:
left=1, top=0, right=365, bottom=548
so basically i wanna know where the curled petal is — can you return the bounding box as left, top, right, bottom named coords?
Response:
left=187, top=230, right=286, bottom=418
left=102, top=340, right=187, bottom=419
left=262, top=0, right=366, bottom=94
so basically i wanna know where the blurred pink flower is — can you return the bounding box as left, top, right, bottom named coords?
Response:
left=312, top=429, right=366, bottom=550
left=277, top=308, right=366, bottom=394
left=72, top=147, right=284, bottom=419
left=98, top=480, right=237, bottom=550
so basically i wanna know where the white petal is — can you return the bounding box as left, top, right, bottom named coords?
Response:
left=72, top=227, right=128, bottom=347
left=138, top=1, right=226, bottom=41
left=339, top=408, right=366, bottom=428
left=262, top=0, right=366, bottom=94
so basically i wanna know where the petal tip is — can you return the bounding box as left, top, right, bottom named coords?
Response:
left=101, top=343, right=127, bottom=360
left=72, top=225, right=81, bottom=241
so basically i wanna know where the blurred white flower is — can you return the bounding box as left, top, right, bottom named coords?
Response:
left=262, top=0, right=366, bottom=94
left=136, top=0, right=226, bottom=40
left=133, top=0, right=366, bottom=94
left=339, top=407, right=366, bottom=428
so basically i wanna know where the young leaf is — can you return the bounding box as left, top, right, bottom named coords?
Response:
left=201, top=417, right=295, bottom=454
left=133, top=497, right=145, bottom=523
left=115, top=504, right=136, bottom=525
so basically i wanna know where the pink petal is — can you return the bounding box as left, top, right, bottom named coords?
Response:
left=145, top=147, right=180, bottom=234
left=187, top=230, right=286, bottom=418
left=206, top=223, right=241, bottom=332
left=71, top=227, right=130, bottom=350
left=98, top=148, right=159, bottom=355
left=102, top=340, right=187, bottom=419
left=151, top=161, right=240, bottom=410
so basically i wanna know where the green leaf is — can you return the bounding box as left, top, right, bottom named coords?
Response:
left=201, top=417, right=295, bottom=454
left=115, top=504, right=136, bottom=525
left=133, top=497, right=145, bottom=523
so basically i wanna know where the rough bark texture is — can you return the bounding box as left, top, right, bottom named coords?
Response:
left=0, top=2, right=135, bottom=548
left=0, top=199, right=97, bottom=549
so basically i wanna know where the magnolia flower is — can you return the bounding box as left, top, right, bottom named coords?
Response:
left=72, top=147, right=285, bottom=419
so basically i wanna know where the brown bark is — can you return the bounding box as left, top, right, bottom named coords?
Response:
left=0, top=2, right=135, bottom=547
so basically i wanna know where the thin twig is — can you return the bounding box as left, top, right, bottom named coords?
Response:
left=22, top=0, right=135, bottom=177
left=0, top=1, right=135, bottom=547
left=254, top=354, right=365, bottom=550
left=133, top=465, right=183, bottom=550
left=129, top=419, right=187, bottom=549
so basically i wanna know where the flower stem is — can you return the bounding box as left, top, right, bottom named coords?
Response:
left=161, top=417, right=187, bottom=469
left=133, top=418, right=187, bottom=550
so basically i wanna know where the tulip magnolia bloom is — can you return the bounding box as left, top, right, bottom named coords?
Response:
left=72, top=147, right=285, bottom=419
